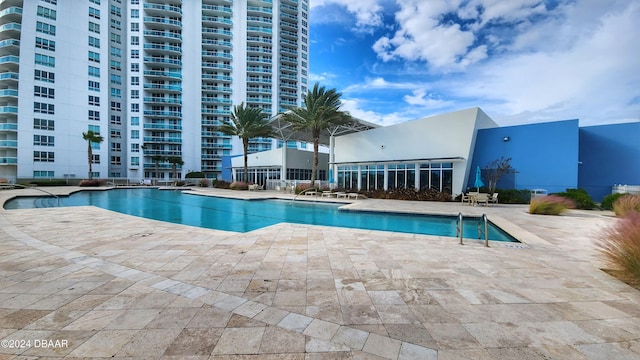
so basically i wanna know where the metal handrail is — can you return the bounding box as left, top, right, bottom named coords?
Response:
left=477, top=214, right=489, bottom=247
left=292, top=187, right=319, bottom=202
left=4, top=183, right=60, bottom=206
left=456, top=212, right=463, bottom=245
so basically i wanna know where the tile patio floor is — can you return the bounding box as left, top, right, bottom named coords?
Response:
left=0, top=187, right=639, bottom=359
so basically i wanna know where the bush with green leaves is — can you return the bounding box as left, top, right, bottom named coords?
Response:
left=185, top=171, right=205, bottom=179
left=229, top=181, right=249, bottom=190
left=554, top=188, right=595, bottom=210
left=529, top=195, right=575, bottom=215
left=212, top=180, right=230, bottom=189
left=598, top=211, right=640, bottom=287
left=198, top=178, right=210, bottom=187
left=601, top=193, right=628, bottom=211
left=78, top=179, right=104, bottom=187
left=494, top=189, right=531, bottom=204
left=613, top=194, right=640, bottom=217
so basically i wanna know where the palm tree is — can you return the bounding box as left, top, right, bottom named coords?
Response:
left=82, top=130, right=104, bottom=180
left=217, top=102, right=274, bottom=183
left=167, top=156, right=184, bottom=181
left=279, top=83, right=352, bottom=186
left=151, top=155, right=165, bottom=184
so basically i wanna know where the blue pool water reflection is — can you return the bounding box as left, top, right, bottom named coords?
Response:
left=4, top=189, right=517, bottom=242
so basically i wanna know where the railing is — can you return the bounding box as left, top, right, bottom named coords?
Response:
left=456, top=212, right=463, bottom=245
left=477, top=214, right=489, bottom=247
left=612, top=184, right=640, bottom=195
left=3, top=183, right=60, bottom=206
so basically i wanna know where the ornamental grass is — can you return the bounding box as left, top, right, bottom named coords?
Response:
left=529, top=195, right=575, bottom=215
left=612, top=194, right=640, bottom=217
left=598, top=211, right=640, bottom=287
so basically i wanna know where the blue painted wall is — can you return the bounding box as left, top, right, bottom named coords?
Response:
left=221, top=155, right=242, bottom=182
left=470, top=119, right=579, bottom=193
left=578, top=122, right=640, bottom=201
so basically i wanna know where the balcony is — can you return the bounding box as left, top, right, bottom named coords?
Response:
left=280, top=3, right=298, bottom=14
left=143, top=56, right=182, bottom=67
left=0, top=122, right=17, bottom=131
left=143, top=3, right=182, bottom=16
left=201, top=108, right=228, bottom=115
left=0, top=140, right=17, bottom=148
left=143, top=17, right=182, bottom=30
left=143, top=30, right=182, bottom=41
left=0, top=105, right=18, bottom=114
left=0, top=39, right=19, bottom=56
left=143, top=97, right=182, bottom=105
left=0, top=55, right=19, bottom=71
left=143, top=123, right=182, bottom=130
left=0, top=88, right=18, bottom=98
left=142, top=149, right=182, bottom=157
left=202, top=97, right=232, bottom=105
left=202, top=74, right=232, bottom=82
left=202, top=62, right=232, bottom=70
left=143, top=83, right=182, bottom=92
left=247, top=66, right=272, bottom=74
left=201, top=85, right=232, bottom=93
left=202, top=51, right=232, bottom=60
left=0, top=22, right=21, bottom=34
left=201, top=143, right=232, bottom=149
left=202, top=28, right=232, bottom=38
left=143, top=136, right=182, bottom=144
left=202, top=39, right=232, bottom=49
left=0, top=72, right=18, bottom=81
left=202, top=16, right=232, bottom=25
left=144, top=43, right=182, bottom=55
left=248, top=6, right=272, bottom=15
left=0, top=156, right=17, bottom=164
left=202, top=4, right=232, bottom=15
left=143, top=110, right=182, bottom=118
left=247, top=26, right=272, bottom=34
left=143, top=70, right=182, bottom=80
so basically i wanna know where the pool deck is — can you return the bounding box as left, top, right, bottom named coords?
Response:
left=0, top=186, right=639, bottom=359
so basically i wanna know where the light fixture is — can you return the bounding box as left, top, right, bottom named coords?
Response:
left=503, top=136, right=510, bottom=142
left=380, top=145, right=385, bottom=149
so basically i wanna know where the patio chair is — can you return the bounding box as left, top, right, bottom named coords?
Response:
left=475, top=193, right=490, bottom=206
left=488, top=193, right=499, bottom=204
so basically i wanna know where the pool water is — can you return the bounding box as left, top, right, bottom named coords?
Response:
left=4, top=189, right=517, bottom=242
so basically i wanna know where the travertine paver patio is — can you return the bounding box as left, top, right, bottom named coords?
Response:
left=0, top=186, right=639, bottom=359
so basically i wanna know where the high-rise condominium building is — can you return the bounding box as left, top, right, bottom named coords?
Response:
left=0, top=0, right=309, bottom=182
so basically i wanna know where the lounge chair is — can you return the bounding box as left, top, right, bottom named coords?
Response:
left=462, top=191, right=478, bottom=204
left=488, top=193, right=498, bottom=204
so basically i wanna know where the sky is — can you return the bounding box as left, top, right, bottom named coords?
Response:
left=308, top=0, right=640, bottom=127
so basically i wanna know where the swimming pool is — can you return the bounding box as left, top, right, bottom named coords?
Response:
left=4, top=188, right=517, bottom=242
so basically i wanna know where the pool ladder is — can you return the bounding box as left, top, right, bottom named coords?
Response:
left=456, top=213, right=489, bottom=247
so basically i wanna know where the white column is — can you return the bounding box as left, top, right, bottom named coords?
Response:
left=281, top=147, right=287, bottom=181
left=329, top=135, right=335, bottom=189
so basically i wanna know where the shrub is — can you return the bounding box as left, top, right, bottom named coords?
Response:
left=361, top=188, right=451, bottom=202
left=213, top=180, right=230, bottom=189
left=198, top=178, right=210, bottom=187
left=554, top=188, right=595, bottom=210
left=613, top=194, right=640, bottom=217
left=29, top=180, right=68, bottom=186
left=229, top=181, right=249, bottom=190
left=529, top=195, right=575, bottom=215
left=185, top=171, right=205, bottom=179
left=601, top=193, right=628, bottom=211
left=174, top=181, right=185, bottom=187
left=494, top=189, right=531, bottom=204
left=295, top=183, right=318, bottom=194
left=598, top=211, right=640, bottom=287
left=0, top=178, right=7, bottom=184
left=78, top=179, right=104, bottom=187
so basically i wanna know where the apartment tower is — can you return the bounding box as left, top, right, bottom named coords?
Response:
left=0, top=0, right=309, bottom=182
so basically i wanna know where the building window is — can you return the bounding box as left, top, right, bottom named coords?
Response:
left=89, top=0, right=100, bottom=5
left=88, top=80, right=100, bottom=92
left=130, top=116, right=139, bottom=126
left=34, top=118, right=54, bottom=131
left=110, top=33, right=121, bottom=44
left=35, top=37, right=56, bottom=51
left=110, top=46, right=121, bottom=58
left=131, top=156, right=139, bottom=165
left=131, top=63, right=139, bottom=72
left=131, top=143, right=140, bottom=152
left=91, top=155, right=100, bottom=164
left=34, top=151, right=55, bottom=162
left=130, top=76, right=139, bottom=85
left=131, top=49, right=139, bottom=58
left=88, top=36, right=100, bottom=48
left=111, top=115, right=122, bottom=125
left=35, top=69, right=55, bottom=83
left=88, top=51, right=100, bottom=63
left=34, top=135, right=55, bottom=146
left=131, top=130, right=139, bottom=139
left=130, top=36, right=139, bottom=45
left=131, top=22, right=139, bottom=32
left=110, top=60, right=121, bottom=71
left=34, top=102, right=54, bottom=114
left=89, top=110, right=100, bottom=121
left=110, top=18, right=122, bottom=30
left=37, top=6, right=57, bottom=20
left=34, top=171, right=55, bottom=178
left=36, top=21, right=56, bottom=35
left=110, top=5, right=121, bottom=17
left=111, top=88, right=122, bottom=98
left=110, top=156, right=121, bottom=165
left=88, top=125, right=100, bottom=134
left=88, top=95, right=100, bottom=106
left=110, top=101, right=121, bottom=111
left=89, top=22, right=100, bottom=34
left=35, top=53, right=55, bottom=67
left=110, top=130, right=121, bottom=139
left=34, top=86, right=55, bottom=99
left=89, top=7, right=100, bottom=19
left=88, top=66, right=100, bottom=78
left=110, top=74, right=122, bottom=85
left=111, top=143, right=121, bottom=152
left=131, top=103, right=139, bottom=112
left=131, top=89, right=139, bottom=99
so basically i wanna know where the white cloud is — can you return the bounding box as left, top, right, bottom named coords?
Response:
left=310, top=0, right=385, bottom=31
left=341, top=98, right=414, bottom=126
